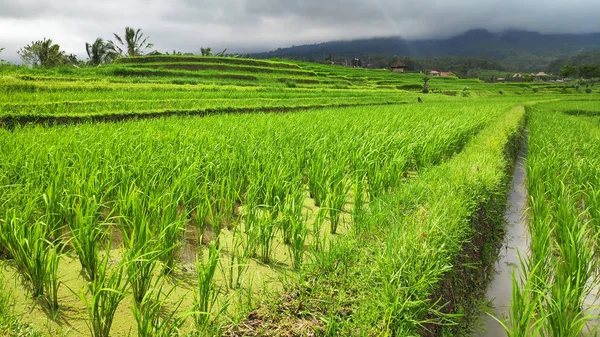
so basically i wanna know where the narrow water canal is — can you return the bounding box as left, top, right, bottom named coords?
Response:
left=479, top=135, right=529, bottom=337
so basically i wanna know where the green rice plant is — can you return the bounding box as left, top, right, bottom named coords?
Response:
left=67, top=195, right=105, bottom=281
left=121, top=213, right=161, bottom=306
left=312, top=207, right=328, bottom=252
left=288, top=211, right=308, bottom=271
left=79, top=240, right=129, bottom=337
left=224, top=227, right=249, bottom=290
left=280, top=183, right=304, bottom=244
left=326, top=169, right=350, bottom=234
left=193, top=242, right=222, bottom=333
left=501, top=255, right=548, bottom=337
left=132, top=277, right=184, bottom=337
left=242, top=185, right=260, bottom=258
left=546, top=198, right=596, bottom=336
left=513, top=102, right=600, bottom=336
left=42, top=171, right=67, bottom=242
left=44, top=243, right=62, bottom=315
left=153, top=194, right=186, bottom=275
left=0, top=211, right=62, bottom=313
left=307, top=154, right=328, bottom=207
left=351, top=171, right=367, bottom=220
left=257, top=208, right=277, bottom=264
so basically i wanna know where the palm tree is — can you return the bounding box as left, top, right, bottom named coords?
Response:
left=85, top=38, right=119, bottom=66
left=18, top=38, right=66, bottom=67
left=200, top=47, right=212, bottom=56
left=215, top=48, right=227, bottom=57
left=109, top=27, right=154, bottom=57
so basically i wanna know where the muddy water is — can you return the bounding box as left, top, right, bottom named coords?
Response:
left=478, top=139, right=529, bottom=337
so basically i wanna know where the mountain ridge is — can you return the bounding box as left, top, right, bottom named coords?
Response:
left=253, top=29, right=600, bottom=71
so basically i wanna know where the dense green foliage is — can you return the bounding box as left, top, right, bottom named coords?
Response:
left=505, top=102, right=600, bottom=336
left=1, top=54, right=600, bottom=337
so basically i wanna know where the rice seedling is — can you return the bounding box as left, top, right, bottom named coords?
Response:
left=121, top=212, right=161, bottom=306
left=223, top=227, right=250, bottom=290
left=326, top=167, right=350, bottom=234
left=257, top=208, right=277, bottom=264
left=193, top=242, right=222, bottom=333
left=131, top=276, right=184, bottom=337
left=67, top=195, right=105, bottom=281
left=312, top=207, right=328, bottom=252
left=79, top=239, right=129, bottom=337
left=0, top=210, right=62, bottom=314
left=153, top=194, right=186, bottom=275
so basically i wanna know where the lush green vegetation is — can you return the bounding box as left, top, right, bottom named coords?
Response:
left=1, top=54, right=600, bottom=337
left=504, top=101, right=600, bottom=336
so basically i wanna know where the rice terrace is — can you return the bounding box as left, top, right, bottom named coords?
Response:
left=1, top=20, right=600, bottom=337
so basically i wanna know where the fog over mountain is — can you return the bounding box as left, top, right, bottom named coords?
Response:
left=1, top=0, right=600, bottom=63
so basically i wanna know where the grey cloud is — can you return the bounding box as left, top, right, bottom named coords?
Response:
left=0, top=0, right=53, bottom=18
left=1, top=0, right=600, bottom=63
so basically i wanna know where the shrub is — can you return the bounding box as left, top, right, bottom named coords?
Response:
left=499, top=90, right=504, bottom=95
left=586, top=88, right=592, bottom=94
left=532, top=87, right=539, bottom=93
left=285, top=81, right=297, bottom=88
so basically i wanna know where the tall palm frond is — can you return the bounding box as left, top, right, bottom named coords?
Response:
left=109, top=27, right=154, bottom=57
left=85, top=38, right=119, bottom=66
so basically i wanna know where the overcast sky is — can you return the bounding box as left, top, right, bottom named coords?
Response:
left=1, top=0, right=600, bottom=62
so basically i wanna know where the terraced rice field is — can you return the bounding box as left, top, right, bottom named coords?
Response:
left=0, top=56, right=599, bottom=336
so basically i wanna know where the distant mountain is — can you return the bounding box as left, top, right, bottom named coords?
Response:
left=253, top=29, right=600, bottom=72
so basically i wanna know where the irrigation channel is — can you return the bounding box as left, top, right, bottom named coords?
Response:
left=479, top=132, right=529, bottom=336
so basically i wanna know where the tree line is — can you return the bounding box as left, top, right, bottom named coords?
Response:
left=0, top=27, right=237, bottom=68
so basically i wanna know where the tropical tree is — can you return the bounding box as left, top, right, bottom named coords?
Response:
left=18, top=38, right=67, bottom=67
left=0, top=47, right=7, bottom=65
left=86, top=38, right=119, bottom=66
left=560, top=64, right=578, bottom=78
left=109, top=27, right=154, bottom=57
left=200, top=47, right=212, bottom=56
left=215, top=48, right=227, bottom=57
left=200, top=47, right=227, bottom=57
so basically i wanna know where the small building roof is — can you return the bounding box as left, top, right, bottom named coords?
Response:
left=391, top=61, right=407, bottom=68
left=429, top=70, right=440, bottom=74
left=536, top=72, right=548, bottom=76
left=513, top=73, right=522, bottom=77
left=440, top=72, right=455, bottom=77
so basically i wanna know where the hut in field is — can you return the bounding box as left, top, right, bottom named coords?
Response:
left=391, top=61, right=408, bottom=73
left=440, top=72, right=455, bottom=77
left=535, top=72, right=548, bottom=77
left=429, top=70, right=440, bottom=76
